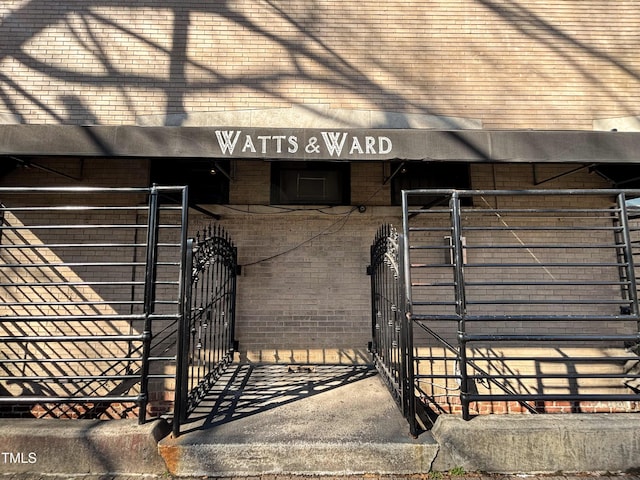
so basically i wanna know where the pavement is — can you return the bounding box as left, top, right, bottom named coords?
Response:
left=2, top=364, right=640, bottom=478
left=158, top=364, right=437, bottom=476
left=1, top=474, right=640, bottom=480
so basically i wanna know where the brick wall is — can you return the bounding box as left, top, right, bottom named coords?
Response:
left=1, top=1, right=638, bottom=129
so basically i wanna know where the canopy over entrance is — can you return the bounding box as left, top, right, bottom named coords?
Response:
left=2, top=126, right=640, bottom=164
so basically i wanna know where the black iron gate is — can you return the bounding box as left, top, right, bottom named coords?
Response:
left=368, top=224, right=418, bottom=436
left=174, top=225, right=238, bottom=436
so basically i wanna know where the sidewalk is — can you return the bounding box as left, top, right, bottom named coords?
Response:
left=2, top=365, right=640, bottom=477
left=1, top=474, right=639, bottom=480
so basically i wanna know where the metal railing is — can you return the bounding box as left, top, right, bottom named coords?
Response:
left=372, top=189, right=640, bottom=435
left=174, top=225, right=238, bottom=436
left=0, top=186, right=189, bottom=422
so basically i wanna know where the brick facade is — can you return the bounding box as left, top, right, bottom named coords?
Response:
left=1, top=1, right=639, bottom=129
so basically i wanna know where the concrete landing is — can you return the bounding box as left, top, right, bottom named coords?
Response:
left=158, top=364, right=438, bottom=477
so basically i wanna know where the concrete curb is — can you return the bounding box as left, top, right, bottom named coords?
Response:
left=159, top=441, right=438, bottom=477
left=431, top=413, right=640, bottom=474
left=0, top=418, right=170, bottom=475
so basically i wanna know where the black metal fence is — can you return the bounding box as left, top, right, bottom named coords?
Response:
left=174, top=225, right=238, bottom=436
left=368, top=224, right=416, bottom=431
left=0, top=186, right=189, bottom=422
left=372, top=189, right=640, bottom=435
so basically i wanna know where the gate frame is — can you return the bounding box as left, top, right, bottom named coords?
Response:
left=0, top=185, right=190, bottom=422
left=372, top=188, right=640, bottom=435
left=368, top=224, right=419, bottom=436
left=173, top=225, right=238, bottom=437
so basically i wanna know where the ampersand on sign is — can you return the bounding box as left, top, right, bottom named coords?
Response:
left=305, top=136, right=321, bottom=154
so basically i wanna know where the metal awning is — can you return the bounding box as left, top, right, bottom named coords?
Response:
left=1, top=125, right=640, bottom=164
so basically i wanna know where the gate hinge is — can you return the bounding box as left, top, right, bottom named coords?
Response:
left=366, top=265, right=372, bottom=276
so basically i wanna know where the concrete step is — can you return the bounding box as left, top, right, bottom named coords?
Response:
left=158, top=364, right=438, bottom=476
left=0, top=418, right=170, bottom=475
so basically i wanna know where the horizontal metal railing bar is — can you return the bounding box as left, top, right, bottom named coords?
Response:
left=464, top=262, right=626, bottom=268
left=0, top=261, right=180, bottom=268
left=408, top=227, right=454, bottom=232
left=464, top=280, right=628, bottom=287
left=0, top=243, right=181, bottom=249
left=0, top=375, right=141, bottom=381
left=0, top=261, right=143, bottom=268
left=414, top=356, right=459, bottom=361
left=404, top=188, right=640, bottom=196
left=0, top=313, right=180, bottom=322
left=467, top=373, right=640, bottom=380
left=0, top=357, right=143, bottom=363
left=0, top=206, right=150, bottom=212
left=0, top=186, right=186, bottom=194
left=148, top=356, right=176, bottom=362
left=412, top=301, right=457, bottom=306
left=465, top=316, right=640, bottom=322
left=412, top=314, right=640, bottom=322
left=0, top=335, right=146, bottom=343
left=410, top=244, right=626, bottom=252
left=409, top=258, right=627, bottom=267
left=410, top=263, right=456, bottom=268
left=0, top=243, right=150, bottom=249
left=466, top=299, right=631, bottom=305
left=406, top=208, right=452, bottom=214
left=413, top=355, right=640, bottom=363
left=0, top=281, right=147, bottom=287
left=0, top=224, right=182, bottom=231
left=463, top=334, right=640, bottom=342
left=464, top=243, right=624, bottom=249
left=0, top=224, right=146, bottom=230
left=462, top=225, right=621, bottom=232
left=0, top=300, right=145, bottom=307
left=469, top=357, right=640, bottom=363
left=0, top=396, right=142, bottom=404
left=413, top=285, right=630, bottom=293
left=465, top=394, right=640, bottom=402
left=464, top=208, right=621, bottom=214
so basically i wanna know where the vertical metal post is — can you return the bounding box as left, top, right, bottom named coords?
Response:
left=139, top=185, right=160, bottom=424
left=229, top=244, right=238, bottom=354
left=173, top=237, right=194, bottom=437
left=617, top=193, right=640, bottom=321
left=399, top=231, right=418, bottom=437
left=450, top=192, right=470, bottom=420
left=368, top=240, right=378, bottom=355
left=204, top=232, right=214, bottom=375
left=400, top=192, right=419, bottom=436
left=401, top=193, right=413, bottom=321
